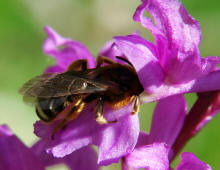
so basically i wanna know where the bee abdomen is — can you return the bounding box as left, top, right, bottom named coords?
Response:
left=36, top=98, right=65, bottom=122
left=106, top=95, right=133, bottom=109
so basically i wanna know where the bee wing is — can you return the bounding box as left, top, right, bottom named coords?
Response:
left=22, top=96, right=37, bottom=106
left=19, top=72, right=109, bottom=98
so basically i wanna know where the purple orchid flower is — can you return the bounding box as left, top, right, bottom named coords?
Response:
left=33, top=0, right=220, bottom=168
left=123, top=95, right=213, bottom=170
left=100, top=0, right=220, bottom=103
left=34, top=26, right=140, bottom=166
left=0, top=124, right=99, bottom=170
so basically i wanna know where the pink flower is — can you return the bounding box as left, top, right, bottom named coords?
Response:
left=123, top=95, right=212, bottom=170
left=101, top=0, right=220, bottom=102
left=34, top=26, right=140, bottom=166
left=33, top=0, right=220, bottom=168
left=0, top=125, right=99, bottom=170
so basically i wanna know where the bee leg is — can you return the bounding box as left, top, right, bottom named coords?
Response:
left=95, top=98, right=117, bottom=124
left=96, top=56, right=116, bottom=68
left=131, top=96, right=140, bottom=115
left=116, top=56, right=133, bottom=67
left=67, top=59, right=88, bottom=71
left=51, top=100, right=85, bottom=140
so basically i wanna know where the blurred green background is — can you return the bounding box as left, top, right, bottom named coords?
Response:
left=0, top=0, right=219, bottom=169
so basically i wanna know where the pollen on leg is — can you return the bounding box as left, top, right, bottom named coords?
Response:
left=131, top=96, right=140, bottom=115
left=95, top=113, right=118, bottom=125
left=95, top=113, right=109, bottom=125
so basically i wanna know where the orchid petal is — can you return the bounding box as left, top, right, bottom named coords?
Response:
left=125, top=143, right=169, bottom=170
left=177, top=152, right=211, bottom=170
left=133, top=0, right=219, bottom=84
left=62, top=146, right=99, bottom=170
left=134, top=0, right=201, bottom=58
left=97, top=113, right=139, bottom=165
left=140, top=69, right=220, bottom=103
left=0, top=125, right=44, bottom=170
left=44, top=65, right=64, bottom=73
left=32, top=140, right=99, bottom=170
left=149, top=95, right=187, bottom=146
left=136, top=132, right=149, bottom=147
left=43, top=26, right=96, bottom=73
left=99, top=40, right=124, bottom=60
left=34, top=104, right=140, bottom=166
left=165, top=55, right=219, bottom=84
left=99, top=31, right=141, bottom=63
left=190, top=70, right=220, bottom=93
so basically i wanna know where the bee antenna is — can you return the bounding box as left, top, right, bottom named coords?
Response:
left=116, top=56, right=133, bottom=68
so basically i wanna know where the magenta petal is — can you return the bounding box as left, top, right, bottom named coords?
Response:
left=99, top=40, right=124, bottom=60
left=44, top=65, right=64, bottom=73
left=114, top=35, right=164, bottom=94
left=133, top=0, right=161, bottom=36
left=121, top=132, right=150, bottom=170
left=200, top=56, right=219, bottom=74
left=32, top=140, right=99, bottom=170
left=34, top=106, right=99, bottom=158
left=61, top=146, right=99, bottom=170
left=0, top=125, right=45, bottom=170
left=165, top=55, right=219, bottom=84
left=140, top=69, right=220, bottom=102
left=98, top=40, right=127, bottom=65
left=34, top=104, right=140, bottom=166
left=134, top=0, right=201, bottom=56
left=43, top=26, right=96, bottom=72
left=99, top=32, right=141, bottom=63
left=177, top=152, right=211, bottom=170
left=136, top=132, right=149, bottom=147
left=149, top=95, right=186, bottom=146
left=133, top=0, right=218, bottom=84
left=190, top=70, right=220, bottom=93
left=97, top=113, right=139, bottom=165
left=125, top=143, right=169, bottom=169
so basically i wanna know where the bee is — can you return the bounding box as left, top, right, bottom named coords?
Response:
left=19, top=56, right=144, bottom=139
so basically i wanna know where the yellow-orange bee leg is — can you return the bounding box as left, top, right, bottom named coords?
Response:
left=94, top=98, right=117, bottom=124
left=131, top=96, right=140, bottom=115
left=51, top=99, right=85, bottom=139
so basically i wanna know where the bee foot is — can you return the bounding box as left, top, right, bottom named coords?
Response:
left=95, top=115, right=108, bottom=124
left=131, top=111, right=138, bottom=115
left=95, top=116, right=117, bottom=125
